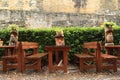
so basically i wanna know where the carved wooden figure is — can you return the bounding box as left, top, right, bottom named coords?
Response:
left=9, top=29, right=18, bottom=46
left=105, top=24, right=114, bottom=46
left=55, top=31, right=65, bottom=46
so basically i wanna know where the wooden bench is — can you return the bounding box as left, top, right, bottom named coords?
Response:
left=98, top=42, right=118, bottom=72
left=74, top=42, right=99, bottom=72
left=74, top=41, right=118, bottom=72
left=2, top=42, right=21, bottom=72
left=20, top=42, right=48, bottom=72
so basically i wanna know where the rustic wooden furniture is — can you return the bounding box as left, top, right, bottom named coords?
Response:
left=74, top=42, right=100, bottom=72
left=0, top=45, right=15, bottom=56
left=74, top=42, right=118, bottom=72
left=2, top=42, right=21, bottom=72
left=99, top=43, right=118, bottom=72
left=45, top=46, right=70, bottom=73
left=20, top=42, right=48, bottom=72
left=105, top=45, right=120, bottom=57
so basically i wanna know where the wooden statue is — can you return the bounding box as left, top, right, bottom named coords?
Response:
left=9, top=29, right=18, bottom=46
left=105, top=24, right=114, bottom=46
left=55, top=31, right=65, bottom=46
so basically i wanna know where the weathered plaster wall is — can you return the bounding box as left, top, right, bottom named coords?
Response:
left=43, top=0, right=101, bottom=13
left=0, top=0, right=119, bottom=28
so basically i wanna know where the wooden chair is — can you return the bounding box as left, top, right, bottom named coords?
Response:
left=74, top=42, right=100, bottom=72
left=20, top=42, right=48, bottom=72
left=2, top=42, right=21, bottom=72
left=98, top=42, right=118, bottom=72
left=74, top=41, right=118, bottom=72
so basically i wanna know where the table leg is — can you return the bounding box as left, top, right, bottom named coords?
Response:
left=116, top=48, right=120, bottom=57
left=5, top=48, right=14, bottom=56
left=63, top=51, right=68, bottom=73
left=5, top=49, right=9, bottom=56
left=48, top=51, right=54, bottom=73
left=55, top=51, right=59, bottom=63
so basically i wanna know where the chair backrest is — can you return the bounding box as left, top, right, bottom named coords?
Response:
left=20, top=42, right=38, bottom=49
left=83, top=42, right=101, bottom=58
left=19, top=42, right=39, bottom=57
left=83, top=41, right=99, bottom=49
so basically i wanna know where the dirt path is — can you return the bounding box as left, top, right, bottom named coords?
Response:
left=0, top=64, right=120, bottom=80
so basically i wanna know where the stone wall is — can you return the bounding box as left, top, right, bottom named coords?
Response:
left=0, top=0, right=120, bottom=28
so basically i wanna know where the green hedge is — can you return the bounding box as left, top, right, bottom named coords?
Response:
left=0, top=27, right=120, bottom=62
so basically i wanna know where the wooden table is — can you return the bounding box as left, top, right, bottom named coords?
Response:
left=105, top=45, right=120, bottom=57
left=0, top=45, right=15, bottom=56
left=45, top=46, right=70, bottom=73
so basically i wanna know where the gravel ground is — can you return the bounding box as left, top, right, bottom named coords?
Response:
left=0, top=64, right=120, bottom=80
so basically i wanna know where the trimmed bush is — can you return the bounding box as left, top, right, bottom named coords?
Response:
left=0, top=27, right=120, bottom=62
